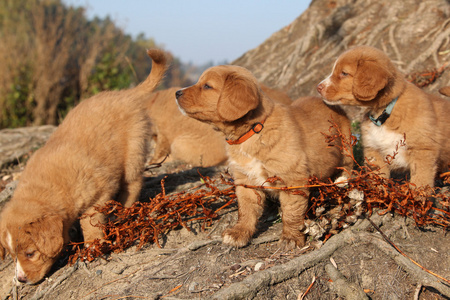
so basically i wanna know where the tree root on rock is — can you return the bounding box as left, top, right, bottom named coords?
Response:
left=211, top=214, right=450, bottom=299
left=325, top=263, right=369, bottom=300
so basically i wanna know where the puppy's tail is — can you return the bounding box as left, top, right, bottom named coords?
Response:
left=136, top=49, right=169, bottom=92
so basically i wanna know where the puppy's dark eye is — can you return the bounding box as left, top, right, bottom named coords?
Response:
left=340, top=71, right=349, bottom=77
left=25, top=251, right=36, bottom=259
left=203, top=83, right=212, bottom=90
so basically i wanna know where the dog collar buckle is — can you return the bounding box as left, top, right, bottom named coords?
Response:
left=226, top=121, right=265, bottom=145
left=251, top=122, right=264, bottom=134
left=369, top=97, right=398, bottom=126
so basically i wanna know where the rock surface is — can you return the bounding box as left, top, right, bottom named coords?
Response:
left=0, top=125, right=56, bottom=169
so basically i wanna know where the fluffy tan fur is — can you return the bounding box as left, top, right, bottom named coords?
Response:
left=317, top=45, right=450, bottom=187
left=439, top=86, right=450, bottom=97
left=176, top=65, right=352, bottom=248
left=147, top=85, right=292, bottom=167
left=0, top=49, right=168, bottom=284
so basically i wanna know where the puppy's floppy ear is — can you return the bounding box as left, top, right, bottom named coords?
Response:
left=25, top=215, right=64, bottom=258
left=217, top=73, right=260, bottom=121
left=353, top=60, right=390, bottom=101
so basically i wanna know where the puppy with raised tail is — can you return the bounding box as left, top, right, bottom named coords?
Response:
left=0, top=49, right=168, bottom=284
left=176, top=65, right=352, bottom=248
left=317, top=46, right=450, bottom=187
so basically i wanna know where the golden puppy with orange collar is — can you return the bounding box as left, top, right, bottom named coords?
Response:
left=146, top=85, right=292, bottom=167
left=176, top=65, right=352, bottom=248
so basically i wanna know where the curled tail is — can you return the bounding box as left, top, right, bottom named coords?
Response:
left=136, top=49, right=169, bottom=92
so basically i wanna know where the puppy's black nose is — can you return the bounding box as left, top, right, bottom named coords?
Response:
left=17, top=275, right=28, bottom=284
left=175, top=90, right=183, bottom=99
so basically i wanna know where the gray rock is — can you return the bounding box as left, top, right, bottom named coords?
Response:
left=0, top=125, right=56, bottom=168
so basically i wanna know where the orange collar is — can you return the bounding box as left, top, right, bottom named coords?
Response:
left=226, top=120, right=265, bottom=145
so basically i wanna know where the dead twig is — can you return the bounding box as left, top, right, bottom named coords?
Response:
left=145, top=155, right=169, bottom=171
left=298, top=275, right=316, bottom=300
left=162, top=284, right=183, bottom=298
left=366, top=234, right=450, bottom=296
left=67, top=118, right=448, bottom=266
left=406, top=63, right=448, bottom=88
left=413, top=283, right=422, bottom=300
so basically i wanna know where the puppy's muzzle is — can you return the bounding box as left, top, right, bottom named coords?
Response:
left=175, top=89, right=187, bottom=116
left=317, top=82, right=325, bottom=95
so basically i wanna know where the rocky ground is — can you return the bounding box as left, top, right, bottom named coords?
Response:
left=0, top=127, right=449, bottom=300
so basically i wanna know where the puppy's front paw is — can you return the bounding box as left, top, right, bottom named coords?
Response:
left=222, top=226, right=253, bottom=247
left=82, top=227, right=106, bottom=245
left=279, top=232, right=305, bottom=250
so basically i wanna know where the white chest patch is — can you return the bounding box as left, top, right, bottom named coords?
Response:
left=363, top=123, right=408, bottom=169
left=229, top=150, right=269, bottom=186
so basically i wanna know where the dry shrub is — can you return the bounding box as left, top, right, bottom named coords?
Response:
left=0, top=0, right=131, bottom=127
left=304, top=122, right=448, bottom=242
left=68, top=175, right=235, bottom=264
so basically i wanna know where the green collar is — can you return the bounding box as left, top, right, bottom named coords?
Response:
left=369, top=97, right=398, bottom=126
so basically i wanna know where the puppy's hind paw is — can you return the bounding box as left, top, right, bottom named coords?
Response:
left=279, top=233, right=305, bottom=250
left=222, top=227, right=252, bottom=248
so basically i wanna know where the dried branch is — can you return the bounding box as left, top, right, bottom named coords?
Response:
left=406, top=63, right=448, bottom=88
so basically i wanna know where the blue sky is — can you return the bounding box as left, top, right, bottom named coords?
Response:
left=64, top=1, right=310, bottom=65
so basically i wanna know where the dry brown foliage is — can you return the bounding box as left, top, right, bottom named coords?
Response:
left=68, top=175, right=236, bottom=264
left=306, top=122, right=449, bottom=243
left=406, top=63, right=448, bottom=88
left=68, top=121, right=449, bottom=264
